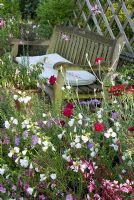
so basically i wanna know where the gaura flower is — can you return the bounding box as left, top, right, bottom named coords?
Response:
left=95, top=57, right=104, bottom=65
left=91, top=4, right=101, bottom=15
left=0, top=18, right=5, bottom=29
left=49, top=75, right=57, bottom=85
left=94, top=122, right=104, bottom=132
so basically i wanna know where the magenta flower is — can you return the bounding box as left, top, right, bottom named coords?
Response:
left=0, top=18, right=5, bottom=29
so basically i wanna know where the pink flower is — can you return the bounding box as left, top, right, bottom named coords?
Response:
left=49, top=75, right=57, bottom=85
left=88, top=179, right=96, bottom=192
left=0, top=18, right=5, bottom=28
left=95, top=57, right=104, bottom=65
left=66, top=194, right=73, bottom=200
left=91, top=4, right=101, bottom=15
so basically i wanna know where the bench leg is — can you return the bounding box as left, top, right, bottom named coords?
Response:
left=53, top=68, right=66, bottom=114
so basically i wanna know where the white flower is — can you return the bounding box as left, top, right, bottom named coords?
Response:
left=14, top=147, right=20, bottom=153
left=40, top=174, right=47, bottom=181
left=29, top=163, right=33, bottom=169
left=111, top=132, right=117, bottom=138
left=110, top=144, right=118, bottom=151
left=5, top=121, right=10, bottom=129
left=50, top=173, right=57, bottom=180
left=20, top=159, right=29, bottom=168
left=78, top=113, right=83, bottom=119
left=90, top=151, right=96, bottom=157
left=114, top=122, right=120, bottom=127
left=22, top=149, right=27, bottom=155
left=104, top=132, right=110, bottom=138
left=13, top=95, right=18, bottom=100
left=74, top=136, right=80, bottom=143
left=75, top=143, right=81, bottom=149
left=97, top=114, right=102, bottom=119
left=122, top=169, right=126, bottom=173
left=81, top=135, right=88, bottom=143
left=42, top=113, right=46, bottom=117
left=78, top=119, right=82, bottom=125
left=66, top=85, right=71, bottom=90
left=42, top=146, right=48, bottom=151
left=38, top=138, right=42, bottom=145
left=112, top=138, right=118, bottom=143
left=12, top=119, right=18, bottom=125
left=122, top=156, right=126, bottom=160
left=23, top=96, right=31, bottom=104
left=68, top=119, right=75, bottom=127
left=58, top=134, right=64, bottom=140
left=0, top=168, right=5, bottom=175
left=70, top=142, right=75, bottom=147
left=18, top=97, right=23, bottom=102
left=127, top=160, right=132, bottom=166
left=26, top=187, right=34, bottom=195
left=61, top=86, right=65, bottom=91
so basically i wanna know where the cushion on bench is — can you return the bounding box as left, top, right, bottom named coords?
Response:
left=15, top=53, right=96, bottom=86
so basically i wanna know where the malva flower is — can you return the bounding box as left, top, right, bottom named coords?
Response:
left=95, top=57, right=104, bottom=65
left=94, top=122, right=105, bottom=132
left=63, top=107, right=73, bottom=118
left=128, top=126, right=134, bottom=132
left=49, top=75, right=57, bottom=85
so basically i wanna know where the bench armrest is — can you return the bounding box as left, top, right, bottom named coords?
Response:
left=54, top=62, right=108, bottom=72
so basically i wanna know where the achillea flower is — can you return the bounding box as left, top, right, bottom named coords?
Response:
left=127, top=84, right=134, bottom=92
left=109, top=83, right=127, bottom=96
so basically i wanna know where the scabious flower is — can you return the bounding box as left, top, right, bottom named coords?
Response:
left=94, top=122, right=104, bottom=132
left=20, top=158, right=29, bottom=168
left=31, top=135, right=39, bottom=146
left=49, top=75, right=57, bottom=85
left=50, top=173, right=57, bottom=180
left=66, top=194, right=73, bottom=200
left=15, top=137, right=20, bottom=146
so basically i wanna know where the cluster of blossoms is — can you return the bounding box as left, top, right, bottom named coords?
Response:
left=13, top=91, right=31, bottom=104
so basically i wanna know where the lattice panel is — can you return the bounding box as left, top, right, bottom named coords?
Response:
left=71, top=0, right=134, bottom=55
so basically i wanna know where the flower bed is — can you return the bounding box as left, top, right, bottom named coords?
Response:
left=0, top=82, right=134, bottom=199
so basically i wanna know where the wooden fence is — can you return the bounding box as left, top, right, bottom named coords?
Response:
left=70, top=0, right=134, bottom=63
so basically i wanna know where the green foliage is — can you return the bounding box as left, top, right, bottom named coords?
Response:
left=36, top=0, right=75, bottom=38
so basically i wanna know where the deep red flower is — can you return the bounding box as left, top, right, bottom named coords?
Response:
left=60, top=120, right=65, bottom=127
left=128, top=126, right=134, bottom=132
left=65, top=102, right=74, bottom=109
left=94, top=122, right=105, bottom=132
left=95, top=57, right=104, bottom=65
left=109, top=84, right=127, bottom=93
left=63, top=107, right=73, bottom=118
left=49, top=75, right=57, bottom=85
left=127, top=84, right=134, bottom=93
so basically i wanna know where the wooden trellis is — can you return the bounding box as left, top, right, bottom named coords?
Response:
left=70, top=0, right=134, bottom=62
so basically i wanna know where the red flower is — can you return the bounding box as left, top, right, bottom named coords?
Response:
left=49, top=75, right=57, bottom=85
left=66, top=102, right=74, bottom=109
left=95, top=57, right=104, bottom=65
left=128, top=126, right=134, bottom=132
left=127, top=84, right=134, bottom=93
left=94, top=122, right=104, bottom=132
left=63, top=108, right=73, bottom=118
left=109, top=83, right=127, bottom=96
left=60, top=120, right=65, bottom=127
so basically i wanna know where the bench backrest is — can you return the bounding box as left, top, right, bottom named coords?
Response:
left=48, top=26, right=125, bottom=70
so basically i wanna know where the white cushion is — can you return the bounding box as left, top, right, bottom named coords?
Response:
left=15, top=53, right=96, bottom=86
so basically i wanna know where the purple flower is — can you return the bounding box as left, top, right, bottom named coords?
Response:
left=22, top=130, right=29, bottom=138
left=88, top=143, right=94, bottom=149
left=80, top=99, right=101, bottom=105
left=0, top=184, right=6, bottom=193
left=2, top=136, right=10, bottom=145
left=31, top=135, right=38, bottom=146
left=66, top=194, right=73, bottom=200
left=111, top=112, right=118, bottom=120
left=15, top=137, right=20, bottom=146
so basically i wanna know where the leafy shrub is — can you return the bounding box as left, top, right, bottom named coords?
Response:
left=36, top=0, right=75, bottom=38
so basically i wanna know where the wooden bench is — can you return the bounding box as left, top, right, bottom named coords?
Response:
left=10, top=25, right=125, bottom=111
